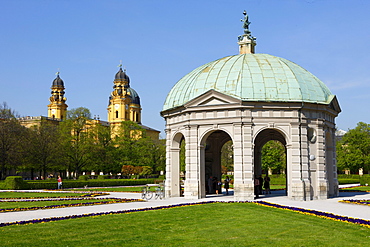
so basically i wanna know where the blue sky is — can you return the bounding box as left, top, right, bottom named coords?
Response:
left=0, top=0, right=369, bottom=137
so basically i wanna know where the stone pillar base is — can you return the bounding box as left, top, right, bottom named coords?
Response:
left=234, top=184, right=255, bottom=201
left=289, top=180, right=307, bottom=201
left=317, top=180, right=329, bottom=199
left=183, top=180, right=200, bottom=199
left=329, top=179, right=339, bottom=197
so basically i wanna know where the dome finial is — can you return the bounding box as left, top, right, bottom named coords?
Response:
left=238, top=10, right=256, bottom=54
left=241, top=10, right=251, bottom=33
left=118, top=60, right=122, bottom=68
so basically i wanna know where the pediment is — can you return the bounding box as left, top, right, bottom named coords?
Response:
left=328, top=95, right=341, bottom=113
left=184, top=89, right=241, bottom=108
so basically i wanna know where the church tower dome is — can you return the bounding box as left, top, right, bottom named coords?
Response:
left=52, top=74, right=65, bottom=87
left=115, top=67, right=130, bottom=84
left=107, top=65, right=142, bottom=126
left=47, top=72, right=68, bottom=120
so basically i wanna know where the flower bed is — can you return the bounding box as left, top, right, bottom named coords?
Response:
left=339, top=199, right=370, bottom=206
left=0, top=198, right=143, bottom=213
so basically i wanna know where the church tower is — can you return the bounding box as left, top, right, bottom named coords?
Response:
left=47, top=72, right=67, bottom=120
left=107, top=66, right=142, bottom=126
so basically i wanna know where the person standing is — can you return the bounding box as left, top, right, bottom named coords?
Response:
left=208, top=176, right=213, bottom=194
left=254, top=175, right=260, bottom=199
left=264, top=174, right=271, bottom=194
left=224, top=176, right=231, bottom=195
left=258, top=175, right=263, bottom=195
left=57, top=175, right=62, bottom=190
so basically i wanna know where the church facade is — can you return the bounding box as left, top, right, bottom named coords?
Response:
left=20, top=67, right=160, bottom=140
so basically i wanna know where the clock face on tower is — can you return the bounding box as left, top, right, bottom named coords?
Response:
left=114, top=104, right=119, bottom=110
left=51, top=109, right=56, bottom=114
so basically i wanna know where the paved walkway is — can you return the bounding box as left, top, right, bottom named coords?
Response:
left=1, top=185, right=369, bottom=225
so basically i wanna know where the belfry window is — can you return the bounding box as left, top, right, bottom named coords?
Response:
left=115, top=111, right=119, bottom=118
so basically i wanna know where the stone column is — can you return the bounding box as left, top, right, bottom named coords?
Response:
left=326, top=127, right=339, bottom=197
left=300, top=123, right=312, bottom=200
left=184, top=125, right=200, bottom=199
left=315, top=122, right=329, bottom=199
left=288, top=122, right=306, bottom=200
left=233, top=123, right=254, bottom=201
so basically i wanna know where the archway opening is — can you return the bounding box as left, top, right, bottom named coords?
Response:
left=168, top=133, right=185, bottom=198
left=254, top=129, right=287, bottom=197
left=202, top=130, right=232, bottom=195
left=179, top=139, right=185, bottom=196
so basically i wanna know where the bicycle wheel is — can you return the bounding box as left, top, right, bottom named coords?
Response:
left=154, top=188, right=160, bottom=199
left=145, top=190, right=153, bottom=200
left=159, top=190, right=164, bottom=200
left=141, top=189, right=146, bottom=199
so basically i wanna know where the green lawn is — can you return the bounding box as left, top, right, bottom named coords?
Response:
left=0, top=203, right=368, bottom=246
left=0, top=198, right=126, bottom=211
left=0, top=191, right=92, bottom=199
left=340, top=186, right=370, bottom=192
left=69, top=186, right=144, bottom=192
left=270, top=185, right=285, bottom=190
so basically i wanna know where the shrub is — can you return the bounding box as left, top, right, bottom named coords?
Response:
left=78, top=175, right=89, bottom=181
left=97, top=175, right=109, bottom=180
left=4, top=176, right=29, bottom=190
left=0, top=181, right=5, bottom=189
left=359, top=175, right=370, bottom=186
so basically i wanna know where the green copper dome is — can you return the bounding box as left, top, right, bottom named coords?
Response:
left=163, top=53, right=334, bottom=111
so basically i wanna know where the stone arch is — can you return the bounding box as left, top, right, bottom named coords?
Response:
left=253, top=128, right=288, bottom=195
left=198, top=129, right=233, bottom=197
left=166, top=131, right=186, bottom=197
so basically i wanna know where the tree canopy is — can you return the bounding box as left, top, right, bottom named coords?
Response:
left=336, top=122, right=370, bottom=173
left=0, top=104, right=165, bottom=180
left=261, top=140, right=286, bottom=174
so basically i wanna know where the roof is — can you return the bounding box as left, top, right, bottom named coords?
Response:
left=52, top=74, right=64, bottom=87
left=127, top=87, right=140, bottom=105
left=163, top=53, right=334, bottom=111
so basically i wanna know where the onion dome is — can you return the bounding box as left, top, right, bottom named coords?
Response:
left=52, top=74, right=64, bottom=87
left=115, top=67, right=130, bottom=84
left=126, top=88, right=141, bottom=105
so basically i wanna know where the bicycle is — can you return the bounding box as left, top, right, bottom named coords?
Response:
left=141, top=185, right=153, bottom=200
left=154, top=185, right=164, bottom=200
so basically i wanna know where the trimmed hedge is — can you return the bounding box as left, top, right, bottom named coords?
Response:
left=359, top=175, right=370, bottom=186
left=78, top=175, right=89, bottom=181
left=25, top=178, right=157, bottom=190
left=3, top=176, right=28, bottom=190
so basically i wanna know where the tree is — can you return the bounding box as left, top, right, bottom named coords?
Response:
left=336, top=122, right=370, bottom=173
left=180, top=140, right=185, bottom=173
left=261, top=140, right=286, bottom=174
left=87, top=123, right=115, bottom=174
left=112, top=121, right=166, bottom=175
left=140, top=166, right=153, bottom=178
left=121, top=165, right=135, bottom=178
left=0, top=102, right=26, bottom=179
left=25, top=122, right=61, bottom=179
left=59, top=107, right=95, bottom=178
left=221, top=140, right=233, bottom=174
